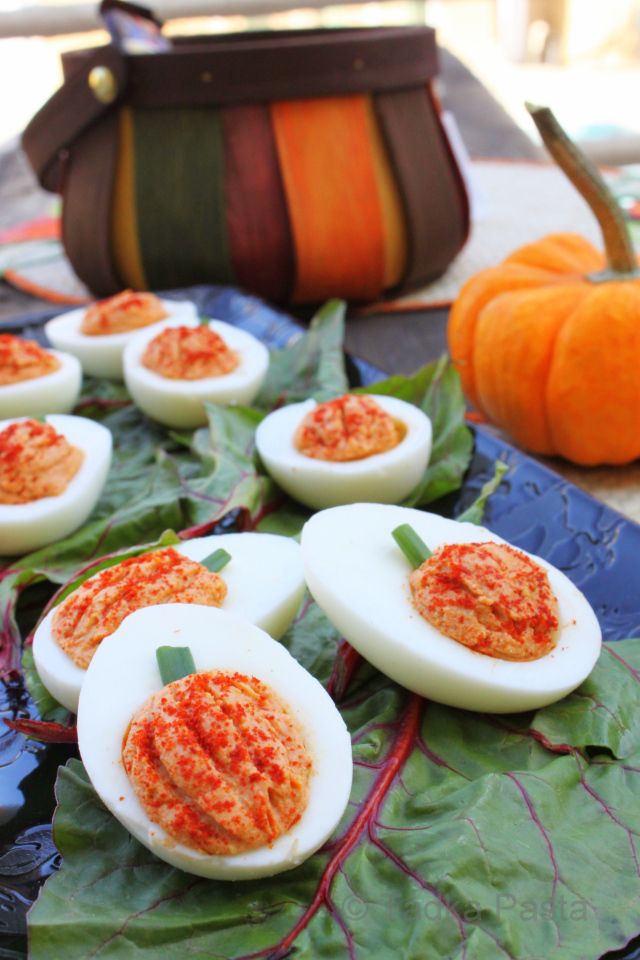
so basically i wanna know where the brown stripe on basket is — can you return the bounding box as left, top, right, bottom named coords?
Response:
left=132, top=107, right=234, bottom=290
left=221, top=104, right=294, bottom=304
left=375, top=86, right=470, bottom=291
left=62, top=111, right=122, bottom=297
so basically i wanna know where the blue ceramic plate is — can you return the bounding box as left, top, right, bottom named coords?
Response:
left=1, top=287, right=639, bottom=959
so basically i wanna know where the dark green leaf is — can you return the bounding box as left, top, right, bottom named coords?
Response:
left=28, top=633, right=640, bottom=960
left=256, top=299, right=348, bottom=409
left=358, top=356, right=474, bottom=506
left=531, top=639, right=640, bottom=760
left=456, top=460, right=509, bottom=525
left=22, top=646, right=71, bottom=726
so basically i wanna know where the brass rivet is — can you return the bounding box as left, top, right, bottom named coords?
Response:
left=201, top=70, right=213, bottom=83
left=88, top=66, right=118, bottom=104
left=353, top=57, right=365, bottom=70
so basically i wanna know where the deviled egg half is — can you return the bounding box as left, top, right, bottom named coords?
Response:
left=33, top=531, right=305, bottom=713
left=255, top=393, right=432, bottom=509
left=0, top=334, right=81, bottom=418
left=0, top=414, right=111, bottom=556
left=45, top=290, right=197, bottom=379
left=123, top=317, right=269, bottom=427
left=301, top=503, right=602, bottom=713
left=78, top=604, right=353, bottom=880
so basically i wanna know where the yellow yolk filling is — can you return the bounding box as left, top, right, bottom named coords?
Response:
left=123, top=670, right=312, bottom=855
left=409, top=541, right=559, bottom=661
left=0, top=419, right=83, bottom=505
left=295, top=394, right=402, bottom=462
left=0, top=334, right=60, bottom=386
left=81, top=290, right=167, bottom=336
left=52, top=548, right=227, bottom=669
left=141, top=325, right=239, bottom=380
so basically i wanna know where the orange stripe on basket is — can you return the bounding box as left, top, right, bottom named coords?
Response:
left=111, top=108, right=147, bottom=290
left=364, top=99, right=407, bottom=289
left=272, top=96, right=386, bottom=303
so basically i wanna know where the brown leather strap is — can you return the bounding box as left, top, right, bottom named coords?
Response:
left=23, top=27, right=437, bottom=192
left=22, top=44, right=127, bottom=192
left=375, top=85, right=470, bottom=290
left=121, top=27, right=438, bottom=108
left=61, top=111, right=122, bottom=296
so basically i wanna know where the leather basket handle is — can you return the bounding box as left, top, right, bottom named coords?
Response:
left=22, top=44, right=128, bottom=192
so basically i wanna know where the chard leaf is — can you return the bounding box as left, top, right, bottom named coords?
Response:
left=255, top=299, right=348, bottom=409
left=27, top=630, right=640, bottom=960
left=21, top=647, right=70, bottom=726
left=457, top=460, right=509, bottom=525
left=358, top=355, right=474, bottom=506
left=530, top=639, right=640, bottom=760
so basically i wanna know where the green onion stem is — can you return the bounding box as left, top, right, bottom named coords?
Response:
left=392, top=524, right=432, bottom=568
left=156, top=646, right=196, bottom=685
left=200, top=548, right=231, bottom=573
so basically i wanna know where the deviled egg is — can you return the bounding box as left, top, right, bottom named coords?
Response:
left=255, top=393, right=432, bottom=509
left=33, top=531, right=305, bottom=713
left=123, top=317, right=269, bottom=427
left=44, top=290, right=197, bottom=379
left=0, top=334, right=81, bottom=418
left=301, top=503, right=602, bottom=713
left=78, top=604, right=353, bottom=879
left=0, top=414, right=111, bottom=556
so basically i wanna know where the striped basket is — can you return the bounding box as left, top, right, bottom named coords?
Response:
left=23, top=28, right=469, bottom=305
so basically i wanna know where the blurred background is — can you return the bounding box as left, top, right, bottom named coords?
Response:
left=1, top=0, right=640, bottom=162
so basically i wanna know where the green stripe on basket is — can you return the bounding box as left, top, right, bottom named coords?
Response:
left=132, top=107, right=234, bottom=289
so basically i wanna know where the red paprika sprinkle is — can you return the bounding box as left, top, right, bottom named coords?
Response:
left=81, top=290, right=167, bottom=336
left=409, top=541, right=559, bottom=661
left=142, top=325, right=238, bottom=380
left=0, top=419, right=83, bottom=505
left=52, top=548, right=227, bottom=669
left=296, top=394, right=402, bottom=462
left=122, top=671, right=312, bottom=855
left=0, top=334, right=60, bottom=385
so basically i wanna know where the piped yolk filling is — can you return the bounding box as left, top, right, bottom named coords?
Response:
left=141, top=325, right=239, bottom=380
left=0, top=334, right=60, bottom=386
left=81, top=290, right=167, bottom=336
left=52, top=548, right=227, bottom=669
left=0, top=419, right=83, bottom=505
left=295, top=394, right=402, bottom=462
left=122, top=671, right=312, bottom=855
left=409, top=541, right=559, bottom=661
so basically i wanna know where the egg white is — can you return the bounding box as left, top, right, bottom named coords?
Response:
left=0, top=349, right=82, bottom=419
left=0, top=414, right=112, bottom=557
left=301, top=503, right=602, bottom=713
left=44, top=298, right=197, bottom=380
left=77, top=603, right=353, bottom=880
left=122, top=317, right=270, bottom=427
left=32, top=531, right=305, bottom=713
left=254, top=395, right=432, bottom=510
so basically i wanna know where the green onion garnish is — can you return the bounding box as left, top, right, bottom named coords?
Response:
left=392, top=523, right=432, bottom=568
left=156, top=646, right=196, bottom=685
left=200, top=548, right=231, bottom=573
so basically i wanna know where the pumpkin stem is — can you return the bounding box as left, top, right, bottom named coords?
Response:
left=527, top=103, right=639, bottom=281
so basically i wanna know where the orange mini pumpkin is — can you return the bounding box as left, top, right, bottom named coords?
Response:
left=449, top=105, right=640, bottom=466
